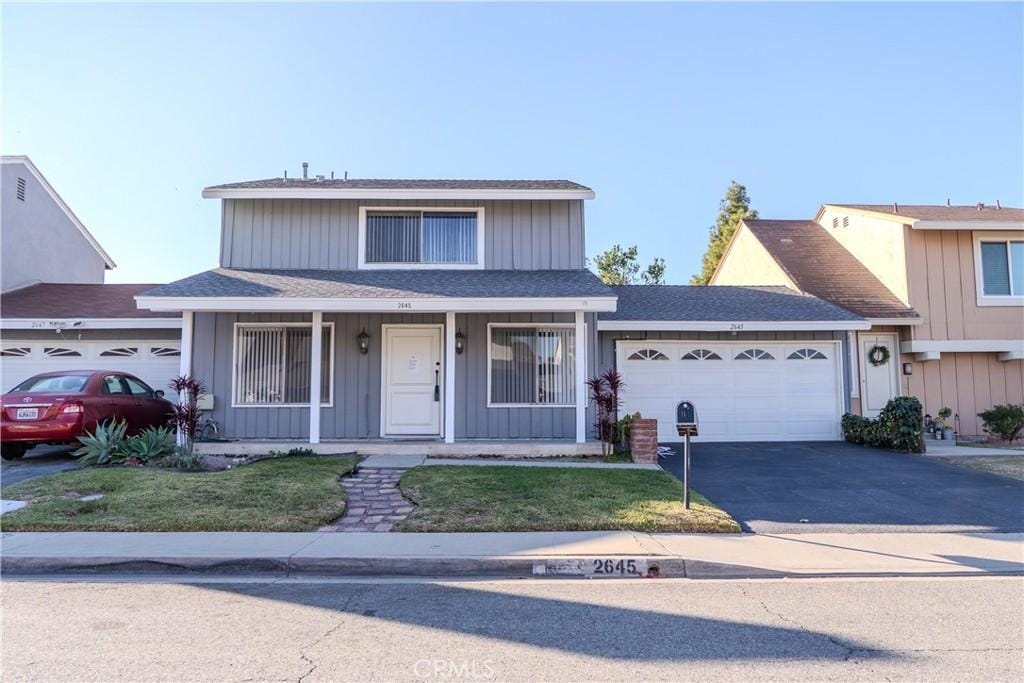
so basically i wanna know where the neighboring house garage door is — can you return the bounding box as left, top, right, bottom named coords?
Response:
left=617, top=341, right=843, bottom=442
left=0, top=342, right=181, bottom=397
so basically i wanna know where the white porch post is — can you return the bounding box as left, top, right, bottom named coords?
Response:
left=309, top=311, right=323, bottom=445
left=575, top=310, right=586, bottom=444
left=177, top=311, right=194, bottom=446
left=444, top=311, right=456, bottom=444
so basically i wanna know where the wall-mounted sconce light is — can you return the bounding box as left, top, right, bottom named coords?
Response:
left=455, top=329, right=466, bottom=355
left=902, top=362, right=913, bottom=375
left=357, top=329, right=370, bottom=355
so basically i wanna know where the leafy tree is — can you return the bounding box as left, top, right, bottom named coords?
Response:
left=594, top=244, right=666, bottom=285
left=691, top=181, right=758, bottom=285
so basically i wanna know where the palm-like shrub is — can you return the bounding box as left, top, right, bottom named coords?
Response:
left=73, top=420, right=129, bottom=465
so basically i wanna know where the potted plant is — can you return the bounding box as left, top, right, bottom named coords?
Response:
left=936, top=407, right=954, bottom=441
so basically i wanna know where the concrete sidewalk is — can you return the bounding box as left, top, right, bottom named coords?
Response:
left=924, top=440, right=1024, bottom=457
left=3, top=530, right=1021, bottom=579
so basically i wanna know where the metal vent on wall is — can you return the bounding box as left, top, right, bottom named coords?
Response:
left=842, top=216, right=849, bottom=228
left=16, top=177, right=26, bottom=201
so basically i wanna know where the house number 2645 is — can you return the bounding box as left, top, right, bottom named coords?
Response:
left=397, top=302, right=412, bottom=309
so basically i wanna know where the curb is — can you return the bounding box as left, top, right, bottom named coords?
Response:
left=4, top=555, right=1021, bottom=579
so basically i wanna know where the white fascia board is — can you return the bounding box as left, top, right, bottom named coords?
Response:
left=202, top=187, right=596, bottom=201
left=1, top=156, right=117, bottom=269
left=597, top=319, right=871, bottom=332
left=912, top=220, right=1024, bottom=230
left=0, top=317, right=182, bottom=330
left=135, top=295, right=618, bottom=313
left=868, top=317, right=924, bottom=326
left=900, top=339, right=1024, bottom=354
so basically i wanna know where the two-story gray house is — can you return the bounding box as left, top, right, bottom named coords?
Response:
left=137, top=168, right=872, bottom=452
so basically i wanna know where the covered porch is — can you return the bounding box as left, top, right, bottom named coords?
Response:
left=135, top=268, right=617, bottom=449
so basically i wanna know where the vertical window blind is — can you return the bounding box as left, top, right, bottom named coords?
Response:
left=981, top=242, right=1012, bottom=295
left=490, top=326, right=575, bottom=406
left=234, top=325, right=332, bottom=406
left=366, top=211, right=477, bottom=264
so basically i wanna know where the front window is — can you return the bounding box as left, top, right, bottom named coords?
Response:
left=489, top=325, right=575, bottom=406
left=233, top=324, right=333, bottom=406
left=979, top=239, right=1024, bottom=297
left=362, top=209, right=481, bottom=267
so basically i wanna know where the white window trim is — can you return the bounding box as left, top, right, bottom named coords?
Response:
left=231, top=322, right=335, bottom=408
left=486, top=322, right=580, bottom=409
left=973, top=231, right=1024, bottom=306
left=357, top=206, right=485, bottom=270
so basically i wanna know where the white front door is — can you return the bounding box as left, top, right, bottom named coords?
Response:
left=382, top=326, right=443, bottom=437
left=859, top=333, right=899, bottom=418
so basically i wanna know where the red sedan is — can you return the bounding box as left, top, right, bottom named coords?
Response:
left=0, top=371, right=175, bottom=460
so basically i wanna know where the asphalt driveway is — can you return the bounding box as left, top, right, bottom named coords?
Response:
left=660, top=441, right=1024, bottom=533
left=1, top=446, right=80, bottom=486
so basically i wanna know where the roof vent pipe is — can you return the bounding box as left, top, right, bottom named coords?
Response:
left=946, top=197, right=951, bottom=207
left=977, top=202, right=984, bottom=210
left=893, top=202, right=899, bottom=213
left=330, top=171, right=335, bottom=180
left=344, top=171, right=349, bottom=180
left=302, top=162, right=309, bottom=180
left=284, top=170, right=288, bottom=180
left=996, top=200, right=1001, bottom=210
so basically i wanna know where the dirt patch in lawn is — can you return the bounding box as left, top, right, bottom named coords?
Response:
left=396, top=465, right=740, bottom=533
left=935, top=455, right=1024, bottom=482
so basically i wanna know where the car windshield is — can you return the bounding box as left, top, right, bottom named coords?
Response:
left=11, top=374, right=90, bottom=393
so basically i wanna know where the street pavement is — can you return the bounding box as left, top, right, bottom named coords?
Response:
left=2, top=575, right=1021, bottom=681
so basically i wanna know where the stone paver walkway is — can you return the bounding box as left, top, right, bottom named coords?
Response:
left=319, top=468, right=414, bottom=533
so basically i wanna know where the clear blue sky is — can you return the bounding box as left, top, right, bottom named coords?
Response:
left=3, top=2, right=1022, bottom=284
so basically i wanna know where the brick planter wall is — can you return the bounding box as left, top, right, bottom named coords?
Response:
left=630, top=418, right=658, bottom=464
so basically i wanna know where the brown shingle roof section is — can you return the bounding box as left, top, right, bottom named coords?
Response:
left=1, top=284, right=180, bottom=319
left=829, top=204, right=1024, bottom=222
left=206, top=178, right=592, bottom=192
left=742, top=220, right=920, bottom=320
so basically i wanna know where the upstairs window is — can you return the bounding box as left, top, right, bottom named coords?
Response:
left=979, top=239, right=1023, bottom=299
left=360, top=208, right=483, bottom=269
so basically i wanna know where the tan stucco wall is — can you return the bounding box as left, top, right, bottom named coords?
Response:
left=711, top=224, right=794, bottom=287
left=818, top=207, right=910, bottom=304
left=905, top=228, right=1024, bottom=341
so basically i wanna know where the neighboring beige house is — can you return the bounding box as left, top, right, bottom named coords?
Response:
left=712, top=203, right=1024, bottom=437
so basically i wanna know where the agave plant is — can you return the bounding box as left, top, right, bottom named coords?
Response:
left=122, top=426, right=176, bottom=463
left=73, top=419, right=129, bottom=466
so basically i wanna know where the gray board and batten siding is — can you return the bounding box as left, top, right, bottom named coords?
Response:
left=192, top=311, right=598, bottom=441
left=219, top=199, right=586, bottom=271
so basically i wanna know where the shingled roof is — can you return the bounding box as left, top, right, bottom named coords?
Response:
left=1, top=284, right=179, bottom=319
left=205, top=178, right=592, bottom=192
left=139, top=268, right=615, bottom=300
left=742, top=220, right=920, bottom=321
left=827, top=203, right=1024, bottom=223
left=600, top=285, right=864, bottom=323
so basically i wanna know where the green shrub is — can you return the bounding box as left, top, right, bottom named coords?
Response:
left=267, top=447, right=318, bottom=459
left=841, top=396, right=924, bottom=453
left=73, top=420, right=129, bottom=465
left=122, top=426, right=176, bottom=463
left=978, top=404, right=1024, bottom=444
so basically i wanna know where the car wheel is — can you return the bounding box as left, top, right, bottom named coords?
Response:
left=1, top=443, right=29, bottom=460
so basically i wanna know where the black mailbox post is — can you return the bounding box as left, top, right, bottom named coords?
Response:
left=675, top=401, right=698, bottom=509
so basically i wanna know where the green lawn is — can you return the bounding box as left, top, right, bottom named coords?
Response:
left=396, top=465, right=740, bottom=533
left=0, top=456, right=357, bottom=531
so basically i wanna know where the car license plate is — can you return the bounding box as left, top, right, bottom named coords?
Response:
left=15, top=408, right=38, bottom=420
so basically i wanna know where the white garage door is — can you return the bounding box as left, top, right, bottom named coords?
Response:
left=0, top=341, right=181, bottom=397
left=617, top=341, right=843, bottom=442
